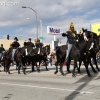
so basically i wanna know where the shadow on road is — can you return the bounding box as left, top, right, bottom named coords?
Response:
left=64, top=73, right=98, bottom=100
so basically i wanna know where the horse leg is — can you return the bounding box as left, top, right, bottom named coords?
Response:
left=8, top=65, right=11, bottom=74
left=5, top=61, right=10, bottom=74
left=83, top=59, right=92, bottom=77
left=22, top=62, right=26, bottom=75
left=72, top=60, right=77, bottom=77
left=93, top=56, right=100, bottom=71
left=78, top=60, right=82, bottom=73
left=18, top=62, right=21, bottom=74
left=36, top=62, right=40, bottom=73
left=32, top=61, right=35, bottom=72
left=54, top=61, right=58, bottom=74
left=44, top=61, right=48, bottom=71
left=60, top=62, right=65, bottom=76
left=66, top=59, right=71, bottom=73
left=5, top=60, right=7, bottom=73
left=3, top=62, right=6, bottom=72
left=89, top=59, right=97, bottom=73
left=16, top=62, right=18, bottom=70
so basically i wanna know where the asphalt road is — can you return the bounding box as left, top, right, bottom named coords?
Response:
left=0, top=65, right=100, bottom=100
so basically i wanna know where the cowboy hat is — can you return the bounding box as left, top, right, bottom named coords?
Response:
left=14, top=37, right=18, bottom=41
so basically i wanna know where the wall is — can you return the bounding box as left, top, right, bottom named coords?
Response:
left=0, top=39, right=64, bottom=52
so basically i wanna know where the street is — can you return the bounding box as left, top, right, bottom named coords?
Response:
left=0, top=65, right=100, bottom=100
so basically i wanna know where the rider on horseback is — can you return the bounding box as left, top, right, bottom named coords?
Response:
left=27, top=38, right=35, bottom=48
left=12, top=37, right=20, bottom=61
left=35, top=38, right=43, bottom=48
left=62, top=22, right=77, bottom=63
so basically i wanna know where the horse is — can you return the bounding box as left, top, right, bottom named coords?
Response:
left=1, top=48, right=12, bottom=74
left=14, top=44, right=50, bottom=74
left=29, top=45, right=50, bottom=72
left=29, top=54, right=48, bottom=72
left=41, top=45, right=50, bottom=56
left=14, top=46, right=34, bottom=74
left=78, top=29, right=100, bottom=73
left=55, top=28, right=95, bottom=77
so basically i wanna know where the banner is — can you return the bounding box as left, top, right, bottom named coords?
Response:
left=91, top=23, right=100, bottom=36
left=47, top=26, right=61, bottom=35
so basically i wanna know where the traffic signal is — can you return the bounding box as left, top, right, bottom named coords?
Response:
left=7, top=35, right=9, bottom=40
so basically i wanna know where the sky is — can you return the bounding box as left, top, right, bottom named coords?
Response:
left=0, top=0, right=100, bottom=44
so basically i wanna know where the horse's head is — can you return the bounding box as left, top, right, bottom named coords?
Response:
left=27, top=46, right=35, bottom=56
left=82, top=28, right=93, bottom=41
left=22, top=46, right=34, bottom=56
left=82, top=29, right=100, bottom=52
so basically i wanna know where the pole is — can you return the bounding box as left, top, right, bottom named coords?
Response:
left=54, top=35, right=56, bottom=41
left=40, top=20, right=43, bottom=42
left=35, top=10, right=38, bottom=39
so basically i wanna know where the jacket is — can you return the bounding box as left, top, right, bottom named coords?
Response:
left=0, top=47, right=5, bottom=53
left=12, top=41, right=20, bottom=49
left=27, top=42, right=35, bottom=47
left=66, top=30, right=77, bottom=44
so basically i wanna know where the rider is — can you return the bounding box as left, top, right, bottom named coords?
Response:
left=27, top=38, right=35, bottom=48
left=0, top=44, right=5, bottom=58
left=62, top=22, right=77, bottom=63
left=12, top=37, right=20, bottom=60
left=79, top=30, right=82, bottom=34
left=23, top=40, right=28, bottom=47
left=35, top=38, right=43, bottom=48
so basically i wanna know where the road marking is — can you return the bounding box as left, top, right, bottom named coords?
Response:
left=1, top=83, right=93, bottom=94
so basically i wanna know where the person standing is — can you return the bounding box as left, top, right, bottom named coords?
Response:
left=0, top=44, right=5, bottom=58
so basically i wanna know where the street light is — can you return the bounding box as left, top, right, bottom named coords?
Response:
left=22, top=6, right=38, bottom=39
left=39, top=20, right=43, bottom=42
left=27, top=18, right=43, bottom=42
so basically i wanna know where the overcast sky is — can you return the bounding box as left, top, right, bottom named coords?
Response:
left=0, top=0, right=100, bottom=43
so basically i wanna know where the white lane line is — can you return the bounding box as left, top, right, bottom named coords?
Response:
left=1, top=83, right=93, bottom=94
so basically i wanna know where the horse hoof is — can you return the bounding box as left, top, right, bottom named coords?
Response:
left=24, top=73, right=26, bottom=75
left=67, top=70, right=71, bottom=73
left=18, top=72, right=20, bottom=74
left=98, top=69, right=100, bottom=72
left=88, top=74, right=92, bottom=77
left=72, top=74, right=76, bottom=77
left=23, top=71, right=26, bottom=75
left=62, top=73, right=65, bottom=76
left=54, top=71, right=58, bottom=74
left=32, top=68, right=35, bottom=72
left=38, top=70, right=40, bottom=73
left=46, top=69, right=49, bottom=71
left=93, top=70, right=97, bottom=73
left=78, top=71, right=81, bottom=74
left=8, top=72, right=11, bottom=74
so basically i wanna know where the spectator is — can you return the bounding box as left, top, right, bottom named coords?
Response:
left=0, top=44, right=5, bottom=58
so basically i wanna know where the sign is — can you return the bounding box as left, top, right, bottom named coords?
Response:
left=47, top=26, right=61, bottom=35
left=39, top=36, right=43, bottom=39
left=91, top=23, right=100, bottom=36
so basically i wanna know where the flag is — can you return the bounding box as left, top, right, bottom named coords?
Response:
left=91, top=23, right=100, bottom=36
